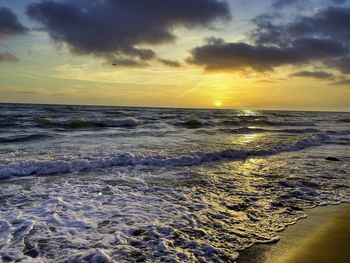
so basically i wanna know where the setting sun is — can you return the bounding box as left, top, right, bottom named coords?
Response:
left=214, top=100, right=222, bottom=107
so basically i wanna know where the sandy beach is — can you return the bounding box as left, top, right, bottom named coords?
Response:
left=238, top=203, right=350, bottom=263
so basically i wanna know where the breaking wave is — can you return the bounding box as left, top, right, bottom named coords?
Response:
left=0, top=135, right=327, bottom=179
left=221, top=119, right=316, bottom=127
left=221, top=127, right=350, bottom=135
left=221, top=127, right=321, bottom=134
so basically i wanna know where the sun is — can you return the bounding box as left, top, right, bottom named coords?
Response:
left=214, top=100, right=222, bottom=107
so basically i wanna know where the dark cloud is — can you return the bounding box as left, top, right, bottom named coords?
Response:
left=328, top=56, right=350, bottom=73
left=158, top=58, right=181, bottom=67
left=271, top=0, right=303, bottom=9
left=252, top=7, right=350, bottom=47
left=331, top=0, right=349, bottom=4
left=188, top=38, right=305, bottom=71
left=271, top=0, right=349, bottom=9
left=0, top=52, right=19, bottom=63
left=27, top=0, right=230, bottom=65
left=292, top=38, right=346, bottom=58
left=188, top=36, right=346, bottom=72
left=0, top=7, right=27, bottom=38
left=287, top=7, right=350, bottom=40
left=289, top=71, right=335, bottom=80
left=189, top=6, right=350, bottom=76
left=252, top=6, right=350, bottom=73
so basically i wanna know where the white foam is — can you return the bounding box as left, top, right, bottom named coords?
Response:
left=0, top=144, right=349, bottom=262
left=100, top=117, right=143, bottom=127
left=0, top=135, right=326, bottom=178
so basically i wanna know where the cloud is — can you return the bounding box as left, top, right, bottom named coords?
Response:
left=331, top=0, right=349, bottom=4
left=158, top=58, right=181, bottom=67
left=289, top=71, right=335, bottom=80
left=333, top=78, right=350, bottom=85
left=109, top=58, right=148, bottom=67
left=271, top=0, right=349, bottom=9
left=252, top=7, right=350, bottom=47
left=0, top=52, right=19, bottom=63
left=0, top=7, right=27, bottom=38
left=27, top=0, right=230, bottom=66
left=188, top=6, right=350, bottom=75
left=252, top=6, right=350, bottom=74
left=256, top=79, right=277, bottom=83
left=328, top=56, right=350, bottom=74
left=271, top=0, right=303, bottom=9
left=188, top=38, right=305, bottom=71
left=187, top=37, right=346, bottom=72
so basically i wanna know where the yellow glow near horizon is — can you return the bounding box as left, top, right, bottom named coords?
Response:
left=214, top=100, right=222, bottom=107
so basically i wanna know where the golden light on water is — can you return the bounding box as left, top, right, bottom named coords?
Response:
left=239, top=110, right=259, bottom=116
left=238, top=133, right=259, bottom=144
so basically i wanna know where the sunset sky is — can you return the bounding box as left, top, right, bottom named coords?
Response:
left=1, top=0, right=350, bottom=111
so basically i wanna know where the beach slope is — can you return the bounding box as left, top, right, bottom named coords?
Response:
left=238, top=204, right=350, bottom=263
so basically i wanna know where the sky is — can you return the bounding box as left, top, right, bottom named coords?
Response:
left=0, top=0, right=350, bottom=111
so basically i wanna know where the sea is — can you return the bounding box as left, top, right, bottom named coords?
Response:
left=0, top=103, right=349, bottom=262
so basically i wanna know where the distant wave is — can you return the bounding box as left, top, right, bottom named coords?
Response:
left=221, top=127, right=321, bottom=134
left=175, top=119, right=315, bottom=129
left=0, top=134, right=52, bottom=144
left=177, top=119, right=204, bottom=129
left=267, top=112, right=299, bottom=117
left=221, top=127, right=350, bottom=136
left=0, top=120, right=18, bottom=129
left=221, top=119, right=315, bottom=127
left=0, top=135, right=327, bottom=179
left=38, top=117, right=143, bottom=129
left=338, top=118, right=350, bottom=123
left=325, top=130, right=350, bottom=135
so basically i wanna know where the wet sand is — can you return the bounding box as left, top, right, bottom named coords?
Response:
left=238, top=203, right=350, bottom=263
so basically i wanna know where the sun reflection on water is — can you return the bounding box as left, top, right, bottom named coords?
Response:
left=238, top=110, right=260, bottom=116
left=239, top=133, right=259, bottom=144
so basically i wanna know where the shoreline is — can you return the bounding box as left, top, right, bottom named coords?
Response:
left=238, top=203, right=350, bottom=263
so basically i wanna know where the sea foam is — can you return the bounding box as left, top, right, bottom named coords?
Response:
left=0, top=134, right=327, bottom=179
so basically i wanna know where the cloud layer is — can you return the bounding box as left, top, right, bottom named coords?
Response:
left=0, top=7, right=27, bottom=39
left=0, top=52, right=19, bottom=62
left=289, top=71, right=335, bottom=80
left=0, top=7, right=27, bottom=63
left=188, top=37, right=305, bottom=71
left=188, top=5, right=350, bottom=81
left=271, top=0, right=349, bottom=9
left=27, top=0, right=230, bottom=65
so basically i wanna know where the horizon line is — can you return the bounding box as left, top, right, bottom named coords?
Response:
left=1, top=101, right=349, bottom=113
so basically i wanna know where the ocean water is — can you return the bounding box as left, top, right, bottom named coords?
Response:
left=0, top=103, right=349, bottom=262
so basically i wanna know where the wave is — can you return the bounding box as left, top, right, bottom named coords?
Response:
left=177, top=119, right=204, bottom=129
left=175, top=119, right=304, bottom=129
left=221, top=120, right=315, bottom=127
left=221, top=127, right=321, bottom=134
left=325, top=130, right=350, bottom=136
left=101, top=118, right=143, bottom=127
left=0, top=119, right=19, bottom=129
left=338, top=118, right=350, bottom=123
left=221, top=127, right=350, bottom=137
left=0, top=134, right=52, bottom=144
left=38, top=117, right=143, bottom=129
left=0, top=135, right=327, bottom=179
left=264, top=120, right=315, bottom=126
left=267, top=112, right=299, bottom=117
